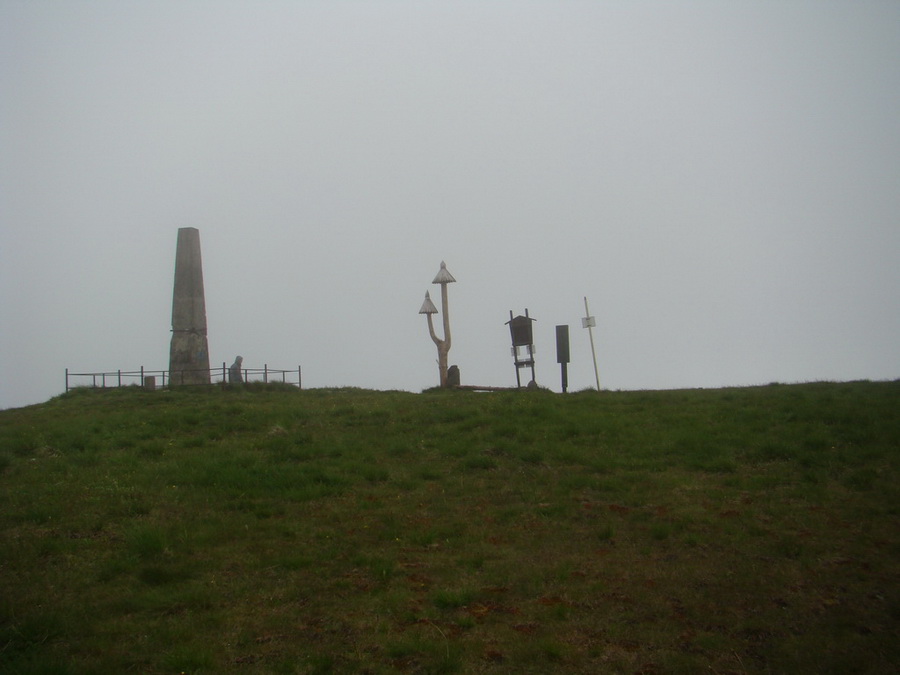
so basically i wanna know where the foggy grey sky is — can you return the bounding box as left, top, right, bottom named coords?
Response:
left=2, top=1, right=898, bottom=409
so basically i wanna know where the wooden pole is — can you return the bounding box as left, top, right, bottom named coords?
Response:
left=584, top=296, right=600, bottom=391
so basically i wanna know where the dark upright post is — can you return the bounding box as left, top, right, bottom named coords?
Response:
left=556, top=325, right=570, bottom=393
left=169, top=228, right=211, bottom=385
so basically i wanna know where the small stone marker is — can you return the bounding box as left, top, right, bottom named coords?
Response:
left=229, top=356, right=243, bottom=383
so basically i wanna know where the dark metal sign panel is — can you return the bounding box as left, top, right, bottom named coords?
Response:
left=556, top=325, right=570, bottom=364
left=508, top=315, right=535, bottom=347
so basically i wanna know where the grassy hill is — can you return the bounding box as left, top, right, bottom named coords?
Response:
left=1, top=381, right=898, bottom=674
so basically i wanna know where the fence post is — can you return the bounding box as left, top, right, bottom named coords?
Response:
left=65, top=368, right=69, bottom=392
left=141, top=366, right=144, bottom=386
left=118, top=370, right=122, bottom=388
left=298, top=366, right=302, bottom=389
left=222, top=362, right=226, bottom=384
left=264, top=364, right=268, bottom=383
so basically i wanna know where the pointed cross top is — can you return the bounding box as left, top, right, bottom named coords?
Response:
left=432, top=261, right=456, bottom=284
left=418, top=290, right=439, bottom=314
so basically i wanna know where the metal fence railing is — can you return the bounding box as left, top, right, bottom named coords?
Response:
left=65, top=364, right=302, bottom=392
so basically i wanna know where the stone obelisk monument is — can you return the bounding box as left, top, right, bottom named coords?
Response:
left=169, top=227, right=210, bottom=385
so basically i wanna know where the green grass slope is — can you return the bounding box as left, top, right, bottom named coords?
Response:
left=1, top=382, right=898, bottom=674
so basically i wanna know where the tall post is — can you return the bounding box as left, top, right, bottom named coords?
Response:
left=556, top=325, right=570, bottom=393
left=419, top=261, right=456, bottom=387
left=583, top=296, right=600, bottom=391
left=169, top=228, right=211, bottom=385
left=439, top=274, right=451, bottom=382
